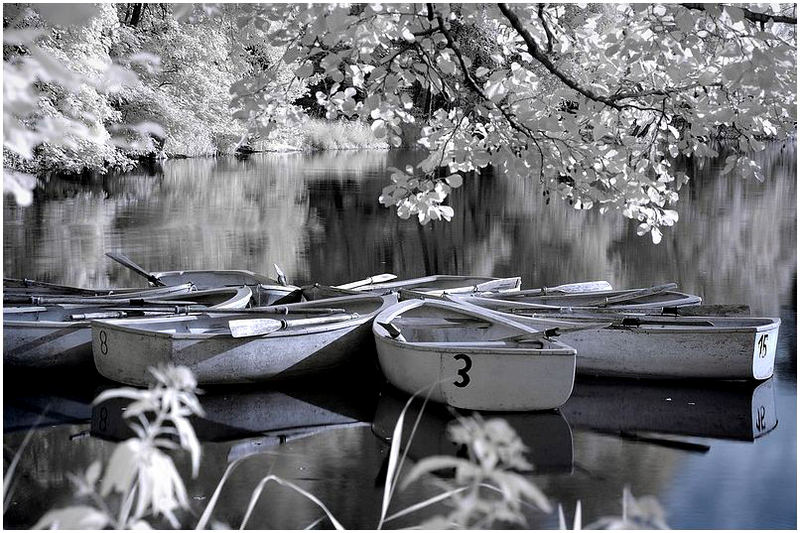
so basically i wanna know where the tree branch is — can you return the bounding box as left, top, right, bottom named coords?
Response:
left=429, top=3, right=539, bottom=139
left=497, top=3, right=624, bottom=110
left=680, top=3, right=797, bottom=25
left=537, top=4, right=555, bottom=54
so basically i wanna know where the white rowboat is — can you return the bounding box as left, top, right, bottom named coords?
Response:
left=373, top=299, right=577, bottom=411
left=3, top=286, right=251, bottom=369
left=3, top=278, right=195, bottom=301
left=105, top=252, right=299, bottom=306
left=460, top=283, right=701, bottom=311
left=482, top=309, right=781, bottom=380
left=92, top=291, right=398, bottom=386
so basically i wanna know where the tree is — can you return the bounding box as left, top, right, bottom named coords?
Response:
left=229, top=3, right=796, bottom=242
left=3, top=4, right=162, bottom=204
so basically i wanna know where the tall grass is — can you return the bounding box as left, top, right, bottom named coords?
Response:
left=257, top=120, right=389, bottom=152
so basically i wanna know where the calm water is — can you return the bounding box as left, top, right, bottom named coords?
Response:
left=3, top=144, right=796, bottom=528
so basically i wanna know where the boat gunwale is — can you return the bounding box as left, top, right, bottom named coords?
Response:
left=3, top=286, right=255, bottom=329
left=373, top=298, right=575, bottom=354
left=374, top=333, right=575, bottom=355
left=91, top=293, right=392, bottom=340
left=516, top=314, right=782, bottom=334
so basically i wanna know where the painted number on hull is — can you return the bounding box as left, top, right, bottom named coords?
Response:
left=97, top=406, right=108, bottom=432
left=453, top=353, right=472, bottom=387
left=755, top=405, right=767, bottom=432
left=757, top=334, right=768, bottom=358
left=99, top=330, right=108, bottom=355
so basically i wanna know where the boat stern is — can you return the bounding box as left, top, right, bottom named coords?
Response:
left=92, top=320, right=174, bottom=386
left=752, top=318, right=781, bottom=380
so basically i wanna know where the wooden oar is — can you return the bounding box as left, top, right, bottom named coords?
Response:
left=486, top=280, right=614, bottom=298
left=579, top=283, right=679, bottom=307
left=6, top=296, right=202, bottom=306
left=334, top=273, right=398, bottom=290
left=500, top=321, right=613, bottom=342
left=274, top=264, right=288, bottom=286
left=3, top=306, right=48, bottom=314
left=229, top=313, right=359, bottom=338
left=98, top=306, right=347, bottom=315
left=71, top=311, right=145, bottom=320
left=106, top=252, right=166, bottom=286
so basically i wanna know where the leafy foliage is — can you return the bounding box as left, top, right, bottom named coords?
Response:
left=3, top=4, right=156, bottom=204
left=225, top=3, right=796, bottom=240
left=33, top=365, right=203, bottom=529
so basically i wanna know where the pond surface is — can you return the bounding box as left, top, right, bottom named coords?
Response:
left=3, top=144, right=796, bottom=528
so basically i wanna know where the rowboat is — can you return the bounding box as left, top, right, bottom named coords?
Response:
left=456, top=282, right=702, bottom=311
left=92, top=290, right=399, bottom=386
left=351, top=275, right=522, bottom=295
left=561, top=377, right=777, bottom=442
left=105, top=252, right=299, bottom=306
left=372, top=386, right=574, bottom=474
left=471, top=308, right=780, bottom=380
left=372, top=299, right=577, bottom=411
left=3, top=278, right=195, bottom=301
left=3, top=286, right=252, bottom=369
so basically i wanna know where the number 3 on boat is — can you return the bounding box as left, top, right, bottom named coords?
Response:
left=374, top=299, right=577, bottom=411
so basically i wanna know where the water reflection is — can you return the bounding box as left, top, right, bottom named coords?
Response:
left=3, top=143, right=796, bottom=528
left=561, top=378, right=778, bottom=442
left=90, top=379, right=378, bottom=443
left=372, top=386, right=574, bottom=475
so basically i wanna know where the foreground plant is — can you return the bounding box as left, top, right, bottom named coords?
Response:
left=29, top=366, right=669, bottom=529
left=559, top=487, right=669, bottom=530
left=33, top=365, right=203, bottom=529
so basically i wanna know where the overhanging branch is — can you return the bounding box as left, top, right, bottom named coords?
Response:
left=498, top=3, right=624, bottom=110
left=680, top=3, right=797, bottom=25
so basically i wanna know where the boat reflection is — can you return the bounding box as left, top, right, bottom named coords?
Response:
left=561, top=377, right=778, bottom=442
left=371, top=386, right=574, bottom=474
left=90, top=378, right=378, bottom=445
left=3, top=370, right=102, bottom=433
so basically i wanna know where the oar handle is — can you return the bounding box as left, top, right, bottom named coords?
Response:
left=598, top=283, right=678, bottom=306
left=228, top=313, right=360, bottom=338
left=105, top=252, right=166, bottom=287
left=503, top=322, right=612, bottom=342
left=280, top=313, right=360, bottom=329
left=491, top=280, right=614, bottom=298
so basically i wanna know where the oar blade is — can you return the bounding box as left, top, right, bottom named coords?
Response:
left=334, top=273, right=397, bottom=290
left=552, top=280, right=613, bottom=293
left=105, top=252, right=165, bottom=287
left=229, top=318, right=283, bottom=338
left=274, top=264, right=288, bottom=286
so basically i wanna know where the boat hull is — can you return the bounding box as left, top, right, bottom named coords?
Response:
left=375, top=336, right=575, bottom=411
left=3, top=287, right=251, bottom=370
left=92, top=292, right=397, bottom=386
left=511, top=314, right=781, bottom=380
left=3, top=321, right=92, bottom=369
left=93, top=318, right=377, bottom=386
left=151, top=270, right=297, bottom=306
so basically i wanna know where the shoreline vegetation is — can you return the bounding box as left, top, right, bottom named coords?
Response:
left=4, top=4, right=394, bottom=182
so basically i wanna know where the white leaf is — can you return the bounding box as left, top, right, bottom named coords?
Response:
left=33, top=506, right=110, bottom=530
left=445, top=174, right=463, bottom=188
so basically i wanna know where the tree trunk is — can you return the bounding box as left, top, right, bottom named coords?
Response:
left=129, top=3, right=143, bottom=26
